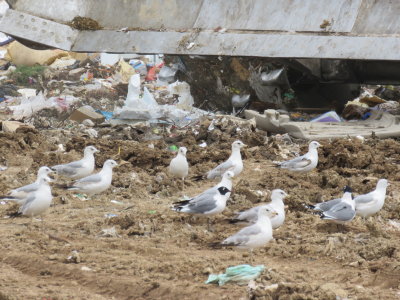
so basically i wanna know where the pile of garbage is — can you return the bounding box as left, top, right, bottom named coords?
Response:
left=0, top=41, right=211, bottom=130
left=342, top=86, right=400, bottom=120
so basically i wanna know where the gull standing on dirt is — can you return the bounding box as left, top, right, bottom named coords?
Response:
left=304, top=186, right=352, bottom=212
left=220, top=206, right=277, bottom=250
left=62, top=159, right=118, bottom=196
left=354, top=179, right=388, bottom=218
left=169, top=146, right=189, bottom=190
left=172, top=171, right=234, bottom=215
left=274, top=141, right=321, bottom=172
left=317, top=188, right=355, bottom=224
left=51, top=145, right=99, bottom=179
left=18, top=177, right=53, bottom=217
left=0, top=166, right=53, bottom=204
left=231, top=189, right=288, bottom=229
left=206, top=140, right=246, bottom=179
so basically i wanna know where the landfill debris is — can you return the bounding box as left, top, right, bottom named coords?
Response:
left=8, top=92, right=78, bottom=120
left=205, top=264, right=265, bottom=286
left=99, top=227, right=120, bottom=238
left=69, top=106, right=105, bottom=124
left=113, top=73, right=210, bottom=127
left=50, top=57, right=77, bottom=69
left=80, top=266, right=92, bottom=272
left=245, top=109, right=400, bottom=139
left=4, top=41, right=88, bottom=66
left=114, top=59, right=136, bottom=83
left=104, top=213, right=118, bottom=219
left=66, top=250, right=81, bottom=264
left=310, top=111, right=342, bottom=122
left=110, top=200, right=124, bottom=205
left=1, top=120, right=35, bottom=132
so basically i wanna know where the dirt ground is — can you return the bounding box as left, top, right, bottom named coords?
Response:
left=0, top=124, right=399, bottom=300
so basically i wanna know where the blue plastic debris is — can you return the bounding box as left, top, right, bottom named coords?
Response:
left=205, top=264, right=265, bottom=286
left=96, top=110, right=113, bottom=120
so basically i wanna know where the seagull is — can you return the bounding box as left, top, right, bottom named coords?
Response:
left=169, top=146, right=189, bottom=190
left=0, top=166, right=53, bottom=204
left=61, top=159, right=118, bottom=196
left=304, top=186, right=352, bottom=212
left=231, top=189, right=288, bottom=229
left=318, top=189, right=355, bottom=224
left=206, top=140, right=246, bottom=180
left=220, top=206, right=277, bottom=250
left=273, top=141, right=321, bottom=172
left=51, top=145, right=99, bottom=179
left=172, top=171, right=234, bottom=215
left=18, top=177, right=53, bottom=218
left=354, top=179, right=388, bottom=218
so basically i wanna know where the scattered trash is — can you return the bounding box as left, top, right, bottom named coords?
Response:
left=69, top=106, right=105, bottom=124
left=245, top=109, right=400, bottom=139
left=96, top=110, right=113, bottom=121
left=104, top=213, right=118, bottom=218
left=2, top=120, right=35, bottom=133
left=80, top=266, right=92, bottom=272
left=205, top=264, right=265, bottom=286
left=148, top=210, right=157, bottom=214
left=99, top=227, right=120, bottom=238
left=73, top=193, right=88, bottom=201
left=310, top=111, right=342, bottom=122
left=199, top=142, right=207, bottom=148
left=66, top=250, right=81, bottom=264
left=169, top=145, right=178, bottom=152
left=110, top=200, right=124, bottom=205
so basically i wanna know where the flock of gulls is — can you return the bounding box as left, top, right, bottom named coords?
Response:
left=0, top=140, right=389, bottom=254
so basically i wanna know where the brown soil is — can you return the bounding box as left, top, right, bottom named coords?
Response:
left=0, top=128, right=399, bottom=299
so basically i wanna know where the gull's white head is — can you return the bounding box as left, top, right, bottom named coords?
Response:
left=271, top=189, right=288, bottom=200
left=376, top=179, right=388, bottom=190
left=259, top=206, right=278, bottom=219
left=222, top=170, right=235, bottom=180
left=37, top=166, right=53, bottom=177
left=84, top=145, right=100, bottom=155
left=232, top=140, right=246, bottom=150
left=178, top=147, right=187, bottom=157
left=104, top=159, right=118, bottom=169
left=309, top=141, right=321, bottom=150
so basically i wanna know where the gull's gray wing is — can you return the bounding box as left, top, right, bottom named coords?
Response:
left=354, top=193, right=374, bottom=205
left=52, top=160, right=84, bottom=176
left=315, top=198, right=342, bottom=211
left=207, top=160, right=234, bottom=179
left=235, top=206, right=260, bottom=222
left=223, top=224, right=262, bottom=245
left=14, top=182, right=39, bottom=194
left=186, top=197, right=217, bottom=214
left=190, top=186, right=218, bottom=203
left=18, top=194, right=36, bottom=213
left=279, top=155, right=311, bottom=169
left=323, top=203, right=355, bottom=221
left=75, top=173, right=102, bottom=185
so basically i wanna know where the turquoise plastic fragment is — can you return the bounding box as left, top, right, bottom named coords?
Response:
left=205, top=264, right=265, bottom=286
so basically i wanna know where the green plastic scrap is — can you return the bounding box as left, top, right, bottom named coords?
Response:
left=205, top=264, right=265, bottom=286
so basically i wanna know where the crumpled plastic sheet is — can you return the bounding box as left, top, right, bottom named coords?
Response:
left=205, top=264, right=265, bottom=286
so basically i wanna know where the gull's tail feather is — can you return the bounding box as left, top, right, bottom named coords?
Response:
left=0, top=195, right=16, bottom=201
left=7, top=211, right=22, bottom=218
left=54, top=183, right=73, bottom=190
left=303, top=203, right=316, bottom=210
left=171, top=200, right=190, bottom=212
left=209, top=242, right=224, bottom=249
left=191, top=174, right=205, bottom=181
